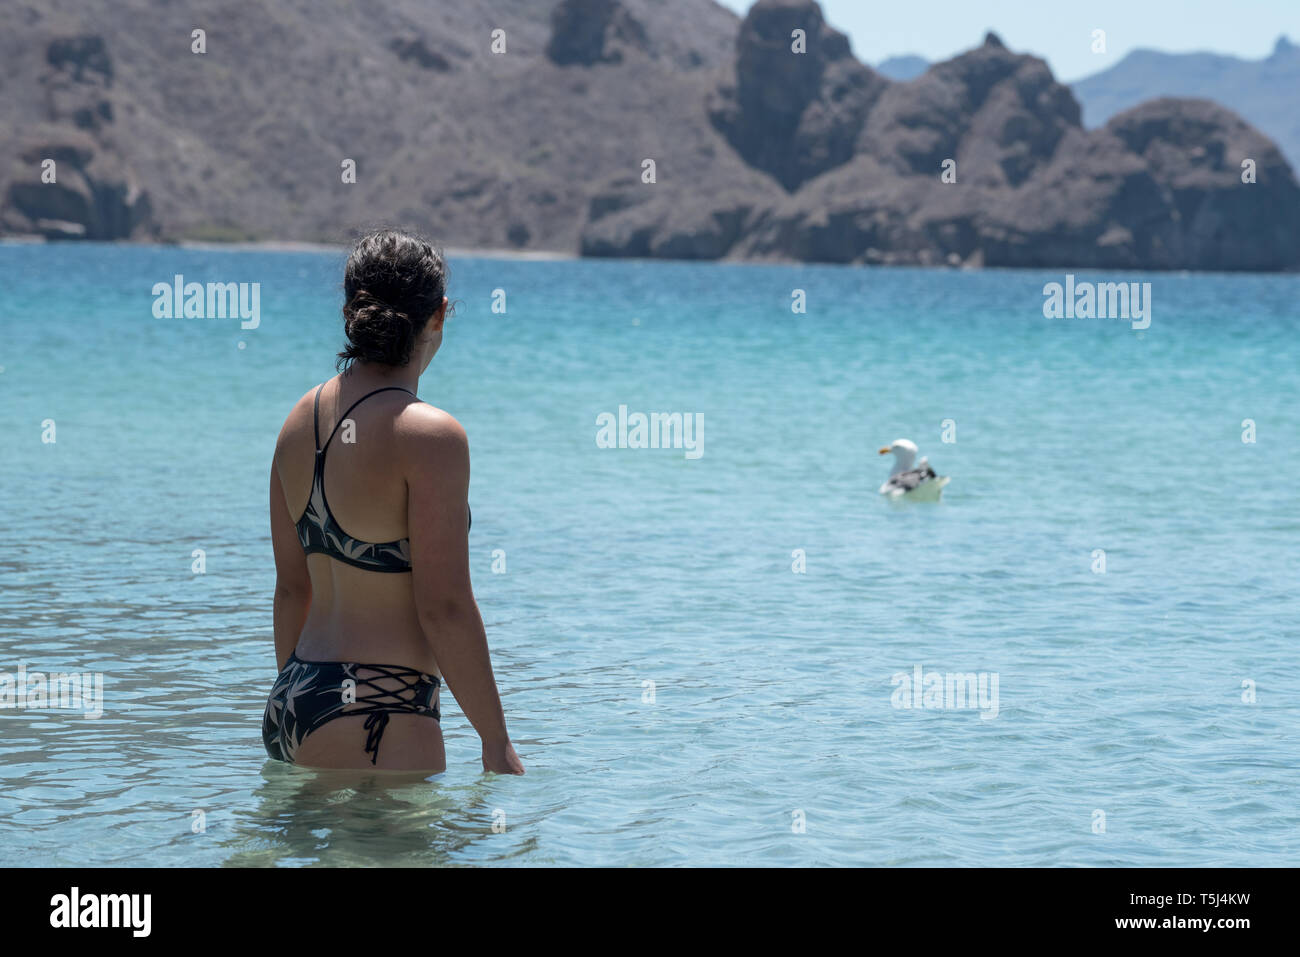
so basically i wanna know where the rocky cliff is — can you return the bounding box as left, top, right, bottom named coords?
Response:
left=2, top=33, right=151, bottom=239
left=0, top=0, right=1295, bottom=270
left=585, top=14, right=1300, bottom=271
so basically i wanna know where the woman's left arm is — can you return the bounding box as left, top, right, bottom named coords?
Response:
left=269, top=462, right=311, bottom=670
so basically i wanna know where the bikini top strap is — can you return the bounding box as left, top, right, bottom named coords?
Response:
left=320, top=386, right=417, bottom=454
left=311, top=384, right=324, bottom=451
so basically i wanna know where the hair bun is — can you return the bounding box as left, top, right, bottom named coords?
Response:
left=337, top=228, right=450, bottom=371
left=341, top=291, right=416, bottom=366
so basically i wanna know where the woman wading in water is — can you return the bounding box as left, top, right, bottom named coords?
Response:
left=261, top=228, right=524, bottom=775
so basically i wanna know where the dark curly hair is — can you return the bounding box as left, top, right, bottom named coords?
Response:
left=337, top=228, right=450, bottom=371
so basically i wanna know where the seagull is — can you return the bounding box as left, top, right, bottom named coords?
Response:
left=878, top=439, right=950, bottom=500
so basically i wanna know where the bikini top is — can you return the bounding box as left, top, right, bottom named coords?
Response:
left=295, top=384, right=470, bottom=573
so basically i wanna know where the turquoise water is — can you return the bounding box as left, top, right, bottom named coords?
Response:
left=0, top=241, right=1296, bottom=866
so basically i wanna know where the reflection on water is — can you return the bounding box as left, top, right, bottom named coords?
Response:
left=222, top=764, right=513, bottom=867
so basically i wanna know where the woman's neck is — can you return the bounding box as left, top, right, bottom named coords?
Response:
left=341, top=361, right=420, bottom=394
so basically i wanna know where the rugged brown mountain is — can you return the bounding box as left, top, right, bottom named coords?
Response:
left=707, top=0, right=888, bottom=191
left=2, top=32, right=152, bottom=239
left=586, top=18, right=1300, bottom=270
left=1, top=0, right=1296, bottom=270
left=546, top=0, right=650, bottom=66
left=0, top=0, right=738, bottom=247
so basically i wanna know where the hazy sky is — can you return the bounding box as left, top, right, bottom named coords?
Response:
left=713, top=0, right=1300, bottom=81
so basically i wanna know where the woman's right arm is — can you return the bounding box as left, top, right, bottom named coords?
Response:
left=404, top=408, right=524, bottom=775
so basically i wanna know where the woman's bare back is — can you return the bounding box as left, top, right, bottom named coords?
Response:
left=274, top=376, right=435, bottom=672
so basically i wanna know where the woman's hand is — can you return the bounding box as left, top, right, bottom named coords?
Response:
left=482, top=739, right=525, bottom=775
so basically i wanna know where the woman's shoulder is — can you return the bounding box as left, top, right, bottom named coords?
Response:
left=273, top=386, right=322, bottom=454
left=395, top=400, right=469, bottom=472
left=397, top=400, right=466, bottom=442
left=395, top=402, right=469, bottom=490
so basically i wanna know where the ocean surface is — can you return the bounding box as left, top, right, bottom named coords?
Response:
left=0, top=241, right=1296, bottom=867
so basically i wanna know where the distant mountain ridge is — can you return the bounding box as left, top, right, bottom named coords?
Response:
left=879, top=38, right=1300, bottom=173
left=2, top=0, right=1297, bottom=271
left=1071, top=35, right=1300, bottom=171
left=875, top=54, right=928, bottom=81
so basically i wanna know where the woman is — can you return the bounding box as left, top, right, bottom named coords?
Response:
left=261, top=228, right=524, bottom=775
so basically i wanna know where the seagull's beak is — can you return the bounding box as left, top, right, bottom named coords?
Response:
left=878, top=447, right=891, bottom=455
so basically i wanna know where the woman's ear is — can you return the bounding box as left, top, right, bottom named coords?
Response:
left=429, top=297, right=448, bottom=331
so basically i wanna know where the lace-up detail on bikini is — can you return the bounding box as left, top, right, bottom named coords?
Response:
left=262, top=654, right=441, bottom=765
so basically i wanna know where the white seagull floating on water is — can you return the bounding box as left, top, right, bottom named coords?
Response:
left=878, top=438, right=950, bottom=501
